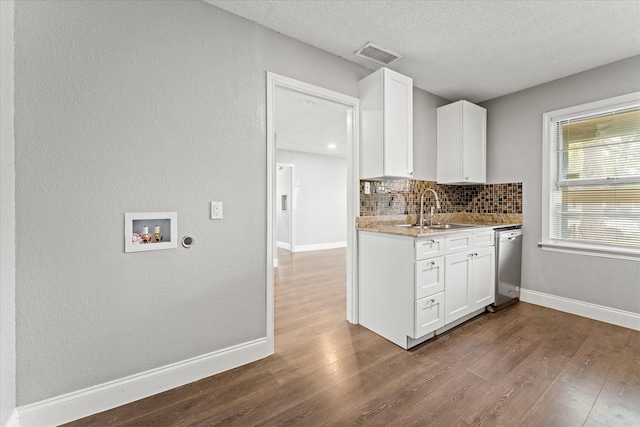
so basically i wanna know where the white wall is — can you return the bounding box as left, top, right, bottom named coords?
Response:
left=276, top=149, right=347, bottom=249
left=11, top=0, right=368, bottom=407
left=482, top=55, right=640, bottom=314
left=1, top=1, right=17, bottom=424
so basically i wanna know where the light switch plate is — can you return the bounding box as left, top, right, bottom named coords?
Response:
left=210, top=201, right=223, bottom=220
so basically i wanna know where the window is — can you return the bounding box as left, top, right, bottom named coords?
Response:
left=541, top=92, right=640, bottom=260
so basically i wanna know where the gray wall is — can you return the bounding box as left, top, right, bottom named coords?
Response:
left=412, top=88, right=451, bottom=182
left=12, top=0, right=368, bottom=405
left=1, top=0, right=16, bottom=423
left=482, top=55, right=640, bottom=314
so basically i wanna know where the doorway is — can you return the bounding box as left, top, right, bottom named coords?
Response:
left=275, top=163, right=294, bottom=254
left=266, top=73, right=360, bottom=353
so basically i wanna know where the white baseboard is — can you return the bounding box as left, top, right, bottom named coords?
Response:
left=16, top=338, right=270, bottom=427
left=276, top=241, right=291, bottom=250
left=520, top=289, right=640, bottom=331
left=4, top=409, right=19, bottom=427
left=293, top=241, right=347, bottom=253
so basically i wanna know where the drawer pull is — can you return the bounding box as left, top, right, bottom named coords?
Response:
left=430, top=261, right=435, bottom=266
left=422, top=299, right=436, bottom=309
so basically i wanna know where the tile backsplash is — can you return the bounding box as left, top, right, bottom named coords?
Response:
left=360, top=179, right=522, bottom=217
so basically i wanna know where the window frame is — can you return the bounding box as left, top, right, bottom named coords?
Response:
left=540, top=91, right=640, bottom=261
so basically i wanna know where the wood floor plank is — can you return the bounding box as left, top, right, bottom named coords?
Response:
left=465, top=320, right=543, bottom=382
left=462, top=345, right=570, bottom=426
left=65, top=248, right=638, bottom=427
left=356, top=369, right=488, bottom=426
left=586, top=342, right=640, bottom=427
left=557, top=321, right=631, bottom=396
left=519, top=380, right=596, bottom=426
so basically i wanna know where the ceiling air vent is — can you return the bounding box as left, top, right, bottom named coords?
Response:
left=354, top=42, right=402, bottom=65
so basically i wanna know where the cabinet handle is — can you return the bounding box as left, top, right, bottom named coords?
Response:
left=430, top=239, right=436, bottom=243
left=430, top=261, right=435, bottom=266
left=423, top=299, right=436, bottom=309
left=465, top=176, right=469, bottom=180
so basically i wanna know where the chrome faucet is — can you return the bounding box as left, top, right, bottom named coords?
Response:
left=419, top=189, right=441, bottom=227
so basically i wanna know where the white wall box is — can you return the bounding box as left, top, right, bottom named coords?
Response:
left=359, top=67, right=414, bottom=179
left=437, top=100, right=486, bottom=184
left=124, top=212, right=177, bottom=253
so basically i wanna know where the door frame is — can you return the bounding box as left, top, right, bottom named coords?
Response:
left=266, top=72, right=360, bottom=353
left=275, top=162, right=295, bottom=255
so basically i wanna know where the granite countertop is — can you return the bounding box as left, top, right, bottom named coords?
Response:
left=357, top=213, right=523, bottom=238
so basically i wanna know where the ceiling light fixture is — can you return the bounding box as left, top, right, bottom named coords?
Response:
left=302, top=100, right=313, bottom=107
left=328, top=144, right=336, bottom=149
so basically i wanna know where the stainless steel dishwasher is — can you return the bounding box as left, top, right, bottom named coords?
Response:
left=489, top=226, right=523, bottom=311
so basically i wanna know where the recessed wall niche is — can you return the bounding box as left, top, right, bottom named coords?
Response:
left=124, top=212, right=177, bottom=253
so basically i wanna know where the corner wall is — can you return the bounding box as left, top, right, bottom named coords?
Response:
left=481, top=55, right=640, bottom=315
left=13, top=0, right=368, bottom=408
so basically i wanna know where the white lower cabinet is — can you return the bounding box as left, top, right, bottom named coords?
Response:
left=359, top=228, right=495, bottom=349
left=444, top=245, right=495, bottom=324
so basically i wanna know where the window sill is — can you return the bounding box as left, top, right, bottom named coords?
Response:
left=538, top=241, right=640, bottom=262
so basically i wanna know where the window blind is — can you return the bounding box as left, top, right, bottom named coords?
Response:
left=551, top=108, right=640, bottom=248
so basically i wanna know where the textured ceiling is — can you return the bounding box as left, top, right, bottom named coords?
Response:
left=206, top=0, right=640, bottom=103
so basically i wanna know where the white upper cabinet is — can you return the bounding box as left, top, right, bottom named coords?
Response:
left=359, top=68, right=413, bottom=179
left=437, top=100, right=486, bottom=184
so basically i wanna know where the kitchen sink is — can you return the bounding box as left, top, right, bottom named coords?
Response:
left=428, top=223, right=475, bottom=229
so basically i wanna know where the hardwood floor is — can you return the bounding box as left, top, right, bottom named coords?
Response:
left=66, top=248, right=639, bottom=426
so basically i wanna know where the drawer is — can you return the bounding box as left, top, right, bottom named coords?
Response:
left=445, top=232, right=472, bottom=254
left=415, top=237, right=444, bottom=260
left=415, top=256, right=445, bottom=299
left=473, top=229, right=495, bottom=248
left=413, top=292, right=445, bottom=339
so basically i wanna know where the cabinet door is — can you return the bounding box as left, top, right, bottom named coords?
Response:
left=436, top=102, right=462, bottom=183
left=470, top=246, right=495, bottom=310
left=436, top=100, right=486, bottom=184
left=461, top=101, right=486, bottom=183
left=415, top=256, right=444, bottom=299
left=383, top=69, right=413, bottom=177
left=414, top=292, right=445, bottom=338
left=444, top=251, right=472, bottom=324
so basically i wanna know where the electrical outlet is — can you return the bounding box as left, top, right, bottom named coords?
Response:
left=210, top=201, right=223, bottom=220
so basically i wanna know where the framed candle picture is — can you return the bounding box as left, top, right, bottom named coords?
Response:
left=124, top=212, right=177, bottom=253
